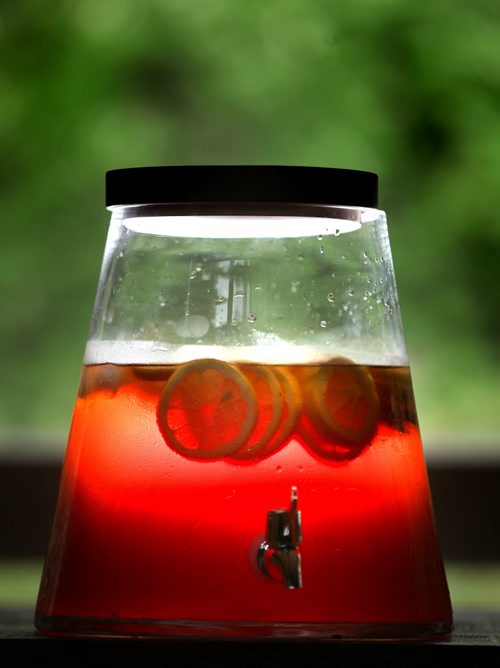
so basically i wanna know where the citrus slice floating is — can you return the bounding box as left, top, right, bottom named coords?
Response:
left=157, top=359, right=258, bottom=460
left=133, top=365, right=174, bottom=382
left=258, top=366, right=302, bottom=458
left=78, top=364, right=129, bottom=398
left=371, top=366, right=416, bottom=431
left=302, top=357, right=380, bottom=456
left=230, top=366, right=284, bottom=461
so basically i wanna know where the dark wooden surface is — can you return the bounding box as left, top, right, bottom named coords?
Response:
left=1, top=607, right=499, bottom=665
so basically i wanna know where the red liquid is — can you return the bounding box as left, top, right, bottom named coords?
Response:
left=35, top=361, right=452, bottom=637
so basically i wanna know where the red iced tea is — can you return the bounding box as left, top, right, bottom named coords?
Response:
left=35, top=357, right=452, bottom=637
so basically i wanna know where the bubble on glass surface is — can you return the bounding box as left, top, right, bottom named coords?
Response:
left=319, top=320, right=327, bottom=328
left=247, top=312, right=257, bottom=323
left=327, top=292, right=335, bottom=302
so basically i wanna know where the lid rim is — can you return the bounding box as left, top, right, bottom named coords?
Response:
left=105, top=165, right=379, bottom=209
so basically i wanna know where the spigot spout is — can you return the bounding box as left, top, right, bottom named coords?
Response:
left=257, top=486, right=303, bottom=589
left=269, top=545, right=302, bottom=589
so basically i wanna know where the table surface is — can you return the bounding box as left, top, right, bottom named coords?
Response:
left=2, top=607, right=499, bottom=666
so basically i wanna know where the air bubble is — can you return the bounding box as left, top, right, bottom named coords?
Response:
left=320, top=320, right=327, bottom=328
left=247, top=312, right=257, bottom=323
left=327, top=292, right=335, bottom=302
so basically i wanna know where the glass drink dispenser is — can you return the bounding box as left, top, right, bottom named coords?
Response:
left=35, top=166, right=452, bottom=638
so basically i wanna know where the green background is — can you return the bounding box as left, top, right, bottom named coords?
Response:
left=1, top=0, right=499, bottom=457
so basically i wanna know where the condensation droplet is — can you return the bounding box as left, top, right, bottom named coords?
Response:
left=348, top=288, right=355, bottom=297
left=334, top=229, right=340, bottom=236
left=327, top=292, right=335, bottom=302
left=215, top=296, right=226, bottom=304
left=317, top=234, right=323, bottom=241
left=319, top=245, right=324, bottom=254
left=320, top=320, right=327, bottom=328
left=247, top=312, right=257, bottom=322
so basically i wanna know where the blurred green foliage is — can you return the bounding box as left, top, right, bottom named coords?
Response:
left=0, top=0, right=499, bottom=453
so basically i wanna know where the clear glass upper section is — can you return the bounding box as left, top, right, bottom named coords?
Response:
left=85, top=204, right=408, bottom=366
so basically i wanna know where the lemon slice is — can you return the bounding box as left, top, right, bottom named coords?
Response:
left=231, top=366, right=284, bottom=460
left=133, top=365, right=174, bottom=381
left=78, top=364, right=129, bottom=398
left=231, top=366, right=302, bottom=461
left=259, top=366, right=302, bottom=457
left=157, top=359, right=258, bottom=460
left=304, top=357, right=379, bottom=447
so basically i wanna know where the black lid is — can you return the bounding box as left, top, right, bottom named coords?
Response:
left=105, top=165, right=378, bottom=209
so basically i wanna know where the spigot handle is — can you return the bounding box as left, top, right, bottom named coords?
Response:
left=265, top=486, right=302, bottom=549
left=289, top=486, right=302, bottom=547
left=256, top=486, right=303, bottom=589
